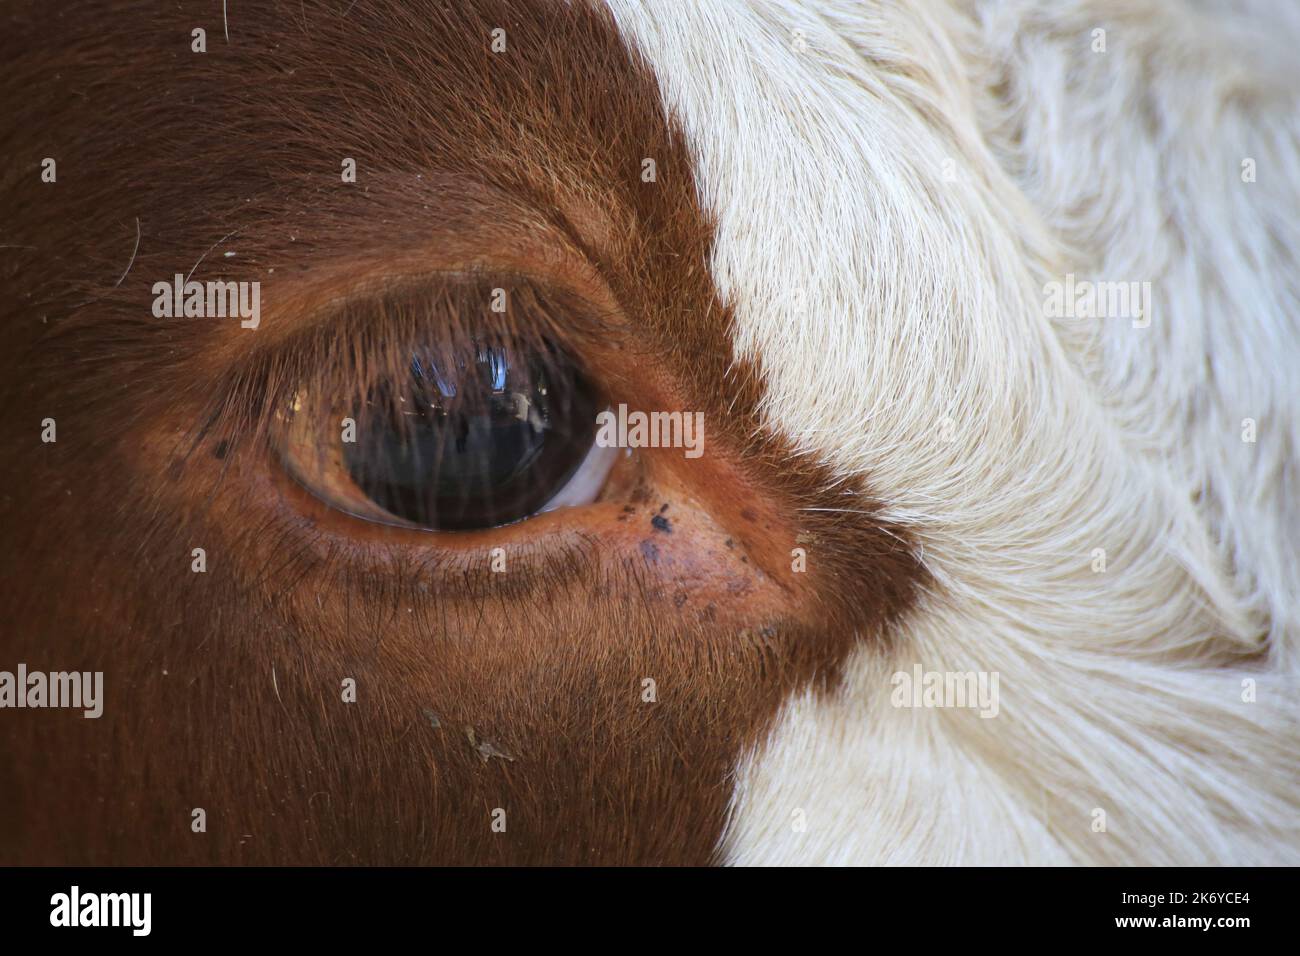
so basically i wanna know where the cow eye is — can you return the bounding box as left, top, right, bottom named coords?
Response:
left=278, top=337, right=619, bottom=531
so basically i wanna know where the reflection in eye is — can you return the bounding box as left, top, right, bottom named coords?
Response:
left=279, top=336, right=620, bottom=532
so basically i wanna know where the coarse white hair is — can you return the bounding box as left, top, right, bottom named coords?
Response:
left=607, top=0, right=1300, bottom=864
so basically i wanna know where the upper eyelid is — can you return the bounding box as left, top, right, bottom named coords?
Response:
left=196, top=272, right=627, bottom=457
left=266, top=269, right=624, bottom=357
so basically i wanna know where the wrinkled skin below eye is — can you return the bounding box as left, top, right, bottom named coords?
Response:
left=279, top=339, right=615, bottom=532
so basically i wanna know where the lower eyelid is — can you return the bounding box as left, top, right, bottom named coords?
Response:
left=225, top=418, right=796, bottom=627
left=265, top=444, right=613, bottom=579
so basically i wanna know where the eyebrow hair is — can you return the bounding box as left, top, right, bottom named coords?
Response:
left=4, top=0, right=684, bottom=448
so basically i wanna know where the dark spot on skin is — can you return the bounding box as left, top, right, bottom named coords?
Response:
left=651, top=515, right=671, bottom=533
left=212, top=440, right=229, bottom=460
left=740, top=508, right=758, bottom=522
left=724, top=538, right=734, bottom=549
left=639, top=540, right=659, bottom=562
left=672, top=590, right=688, bottom=608
left=659, top=503, right=669, bottom=513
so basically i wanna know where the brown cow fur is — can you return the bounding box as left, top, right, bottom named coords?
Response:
left=0, top=0, right=925, bottom=864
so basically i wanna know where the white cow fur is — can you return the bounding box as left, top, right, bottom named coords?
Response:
left=604, top=0, right=1300, bottom=864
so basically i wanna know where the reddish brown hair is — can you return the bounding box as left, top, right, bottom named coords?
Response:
left=0, top=0, right=924, bottom=864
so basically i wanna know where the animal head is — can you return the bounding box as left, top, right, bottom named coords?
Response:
left=1, top=0, right=1296, bottom=865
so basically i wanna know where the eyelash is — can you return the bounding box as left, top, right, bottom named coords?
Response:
left=182, top=274, right=646, bottom=595
left=198, top=275, right=618, bottom=468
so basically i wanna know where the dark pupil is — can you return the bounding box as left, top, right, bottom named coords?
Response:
left=343, top=341, right=597, bottom=530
